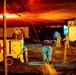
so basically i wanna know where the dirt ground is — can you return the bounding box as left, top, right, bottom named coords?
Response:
left=0, top=44, right=76, bottom=75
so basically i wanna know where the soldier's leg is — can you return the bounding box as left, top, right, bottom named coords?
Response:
left=25, top=49, right=28, bottom=63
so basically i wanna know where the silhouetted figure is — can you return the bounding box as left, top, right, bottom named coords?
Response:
left=63, top=34, right=69, bottom=49
left=54, top=31, right=61, bottom=47
left=56, top=34, right=61, bottom=47
left=42, top=41, right=52, bottom=63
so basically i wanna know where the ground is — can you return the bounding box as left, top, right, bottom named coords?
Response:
left=0, top=44, right=76, bottom=75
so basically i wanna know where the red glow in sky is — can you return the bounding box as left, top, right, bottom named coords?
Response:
left=0, top=13, right=20, bottom=19
left=0, top=0, right=76, bottom=27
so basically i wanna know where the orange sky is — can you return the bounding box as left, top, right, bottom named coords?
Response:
left=0, top=0, right=76, bottom=27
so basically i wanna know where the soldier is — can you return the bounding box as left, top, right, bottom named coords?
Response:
left=42, top=40, right=52, bottom=63
left=63, top=34, right=69, bottom=49
left=22, top=38, right=28, bottom=63
left=56, top=34, right=62, bottom=47
left=63, top=34, right=69, bottom=61
left=54, top=31, right=61, bottom=47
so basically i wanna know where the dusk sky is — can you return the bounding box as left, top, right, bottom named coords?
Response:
left=0, top=0, right=76, bottom=27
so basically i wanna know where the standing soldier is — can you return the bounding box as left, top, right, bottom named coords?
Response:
left=42, top=40, right=52, bottom=63
left=56, top=34, right=62, bottom=47
left=63, top=34, right=69, bottom=61
left=63, top=34, right=69, bottom=49
left=54, top=31, right=61, bottom=48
